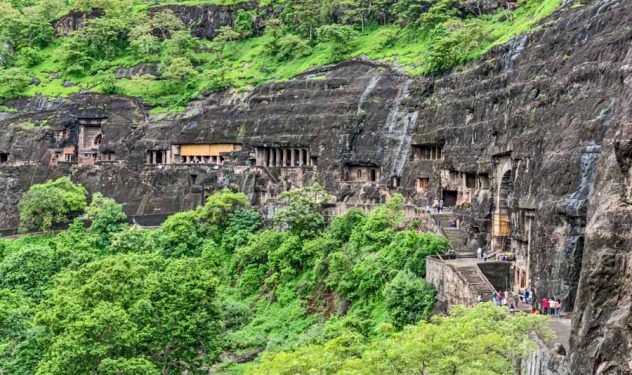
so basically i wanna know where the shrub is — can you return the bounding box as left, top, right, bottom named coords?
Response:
left=157, top=211, right=204, bottom=258
left=316, top=24, right=359, bottom=60
left=383, top=270, right=435, bottom=327
left=0, top=245, right=58, bottom=300
left=15, top=47, right=43, bottom=68
left=0, top=67, right=31, bottom=99
left=274, top=184, right=333, bottom=239
left=86, top=193, right=127, bottom=247
left=18, top=177, right=88, bottom=233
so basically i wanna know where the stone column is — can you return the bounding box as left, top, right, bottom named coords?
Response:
left=276, top=148, right=282, bottom=167
left=152, top=151, right=157, bottom=165
left=290, top=148, right=296, bottom=166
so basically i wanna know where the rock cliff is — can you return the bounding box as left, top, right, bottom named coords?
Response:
left=2, top=0, right=632, bottom=372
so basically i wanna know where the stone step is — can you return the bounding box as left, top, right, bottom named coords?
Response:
left=454, top=265, right=495, bottom=297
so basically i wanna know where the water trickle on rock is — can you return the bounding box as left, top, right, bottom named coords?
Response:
left=382, top=79, right=418, bottom=181
left=564, top=140, right=602, bottom=217
left=357, top=75, right=381, bottom=112
left=502, top=35, right=528, bottom=73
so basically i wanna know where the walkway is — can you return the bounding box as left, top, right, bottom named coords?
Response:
left=432, top=212, right=475, bottom=258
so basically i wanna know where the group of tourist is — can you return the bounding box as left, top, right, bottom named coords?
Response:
left=431, top=199, right=444, bottom=213
left=478, top=288, right=564, bottom=317
left=488, top=289, right=522, bottom=311
left=539, top=297, right=563, bottom=317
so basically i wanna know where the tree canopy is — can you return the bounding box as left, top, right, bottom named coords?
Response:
left=18, top=177, right=88, bottom=233
left=1, top=182, right=553, bottom=374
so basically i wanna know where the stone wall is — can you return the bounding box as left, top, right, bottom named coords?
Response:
left=426, top=257, right=480, bottom=311
left=520, top=335, right=570, bottom=375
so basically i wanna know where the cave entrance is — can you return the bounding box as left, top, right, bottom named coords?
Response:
left=442, top=190, right=458, bottom=207
left=0, top=153, right=7, bottom=164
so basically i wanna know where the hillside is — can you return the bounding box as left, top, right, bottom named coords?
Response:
left=0, top=0, right=559, bottom=111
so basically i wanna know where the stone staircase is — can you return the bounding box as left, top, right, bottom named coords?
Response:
left=432, top=213, right=476, bottom=258
left=453, top=264, right=496, bottom=301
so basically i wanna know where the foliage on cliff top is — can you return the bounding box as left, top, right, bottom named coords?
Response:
left=0, top=0, right=561, bottom=109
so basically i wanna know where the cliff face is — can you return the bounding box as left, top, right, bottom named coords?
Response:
left=53, top=2, right=264, bottom=40
left=2, top=0, right=632, bottom=372
left=148, top=1, right=264, bottom=40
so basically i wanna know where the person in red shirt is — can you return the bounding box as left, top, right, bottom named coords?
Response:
left=531, top=307, right=538, bottom=314
left=542, top=298, right=549, bottom=315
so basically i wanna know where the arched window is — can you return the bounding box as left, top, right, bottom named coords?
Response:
left=94, top=133, right=102, bottom=146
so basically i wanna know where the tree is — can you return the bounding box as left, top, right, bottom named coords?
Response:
left=34, top=254, right=222, bottom=374
left=251, top=303, right=551, bottom=375
left=197, top=189, right=249, bottom=236
left=56, top=15, right=132, bottom=74
left=383, top=270, right=435, bottom=327
left=0, top=67, right=30, bottom=99
left=85, top=193, right=127, bottom=248
left=0, top=12, right=54, bottom=50
left=146, top=9, right=183, bottom=40
left=18, top=177, right=88, bottom=233
left=274, top=184, right=333, bottom=239
left=0, top=288, right=41, bottom=375
left=97, top=358, right=159, bottom=375
left=234, top=9, right=256, bottom=38
left=281, top=0, right=324, bottom=39
left=109, top=226, right=156, bottom=255
left=221, top=209, right=263, bottom=253
left=144, top=259, right=223, bottom=372
left=0, top=245, right=58, bottom=300
left=161, top=30, right=199, bottom=58
left=316, top=24, right=359, bottom=60
left=157, top=211, right=204, bottom=258
left=159, top=57, right=197, bottom=91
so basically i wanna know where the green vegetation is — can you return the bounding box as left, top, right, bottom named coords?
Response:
left=0, top=0, right=561, bottom=109
left=251, top=303, right=550, bottom=374
left=0, top=179, right=551, bottom=374
left=17, top=177, right=88, bottom=233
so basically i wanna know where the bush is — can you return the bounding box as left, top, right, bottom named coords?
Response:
left=383, top=270, right=435, bottom=327
left=316, top=24, right=359, bottom=60
left=15, top=47, right=42, bottom=68
left=0, top=67, right=30, bottom=99
left=109, top=225, right=156, bottom=254
left=0, top=245, right=58, bottom=300
left=18, top=177, right=88, bottom=233
left=274, top=184, right=333, bottom=239
left=86, top=193, right=127, bottom=247
left=220, top=299, right=252, bottom=331
left=157, top=211, right=204, bottom=258
left=275, top=34, right=312, bottom=61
